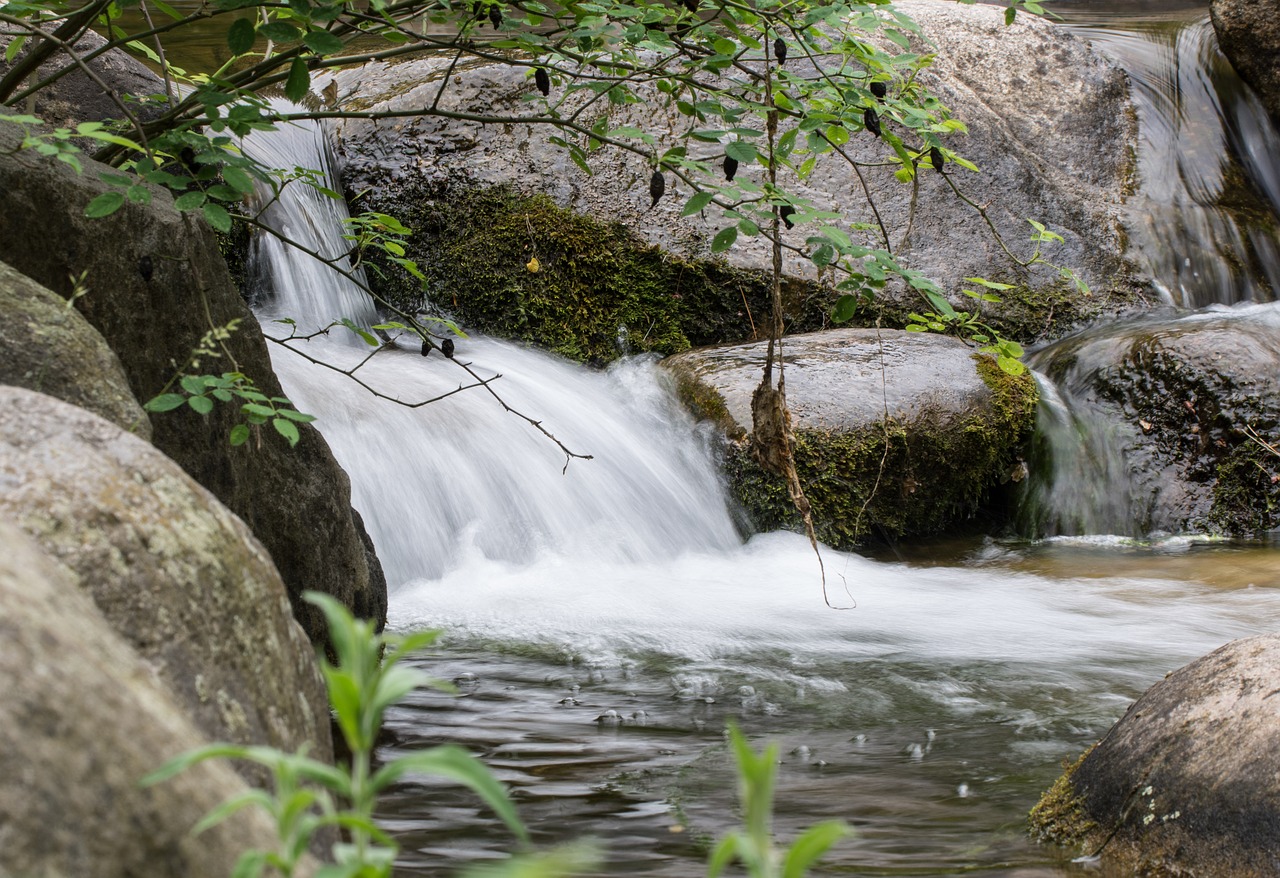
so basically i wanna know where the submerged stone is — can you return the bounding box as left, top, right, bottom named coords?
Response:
left=663, top=328, right=1038, bottom=547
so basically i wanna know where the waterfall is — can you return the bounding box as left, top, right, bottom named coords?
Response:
left=243, top=109, right=743, bottom=587
left=1069, top=17, right=1280, bottom=308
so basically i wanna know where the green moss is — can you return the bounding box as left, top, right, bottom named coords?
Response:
left=1028, top=747, right=1097, bottom=847
left=359, top=183, right=834, bottom=364
left=727, top=354, right=1038, bottom=548
left=1210, top=443, right=1280, bottom=534
left=671, top=370, right=744, bottom=441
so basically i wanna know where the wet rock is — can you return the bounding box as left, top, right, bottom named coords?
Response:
left=0, top=119, right=388, bottom=649
left=0, top=258, right=150, bottom=440
left=1211, top=0, right=1280, bottom=125
left=0, top=387, right=332, bottom=786
left=1027, top=302, right=1280, bottom=536
left=0, top=519, right=313, bottom=878
left=1031, top=633, right=1280, bottom=877
left=663, top=329, right=1038, bottom=547
left=326, top=0, right=1139, bottom=343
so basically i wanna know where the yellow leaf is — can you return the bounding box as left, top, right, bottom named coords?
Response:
left=526, top=256, right=540, bottom=273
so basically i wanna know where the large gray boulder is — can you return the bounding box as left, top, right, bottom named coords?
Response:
left=663, top=329, right=1037, bottom=547
left=0, top=518, right=312, bottom=878
left=0, top=118, right=387, bottom=649
left=326, top=0, right=1140, bottom=343
left=0, top=387, right=332, bottom=784
left=1031, top=633, right=1280, bottom=876
left=0, top=258, right=151, bottom=440
left=1211, top=0, right=1280, bottom=124
left=1024, top=301, right=1280, bottom=536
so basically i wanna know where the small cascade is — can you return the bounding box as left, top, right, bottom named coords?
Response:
left=243, top=110, right=743, bottom=587
left=1070, top=15, right=1280, bottom=307
left=242, top=106, right=378, bottom=333
left=1016, top=370, right=1148, bottom=538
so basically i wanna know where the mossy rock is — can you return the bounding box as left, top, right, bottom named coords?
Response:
left=355, top=183, right=835, bottom=364
left=1029, top=305, right=1280, bottom=536
left=1030, top=634, right=1280, bottom=876
left=664, top=328, right=1038, bottom=548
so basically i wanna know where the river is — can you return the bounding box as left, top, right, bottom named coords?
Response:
left=240, top=2, right=1280, bottom=874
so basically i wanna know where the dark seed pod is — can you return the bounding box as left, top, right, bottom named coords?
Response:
left=649, top=169, right=665, bottom=209
left=442, top=338, right=456, bottom=358
left=779, top=204, right=795, bottom=230
left=870, top=80, right=887, bottom=100
left=930, top=145, right=945, bottom=171
left=488, top=4, right=502, bottom=28
left=863, top=106, right=881, bottom=138
left=773, top=37, right=787, bottom=66
left=420, top=341, right=431, bottom=357
left=137, top=255, right=154, bottom=282
left=178, top=147, right=197, bottom=171
left=535, top=67, right=550, bottom=97
left=682, top=0, right=698, bottom=12
left=724, top=154, right=738, bottom=182
left=473, top=1, right=486, bottom=20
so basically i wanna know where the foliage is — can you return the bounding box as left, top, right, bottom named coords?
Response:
left=708, top=725, right=848, bottom=878
left=1, top=0, right=1067, bottom=362
left=143, top=319, right=317, bottom=447
left=143, top=592, right=530, bottom=878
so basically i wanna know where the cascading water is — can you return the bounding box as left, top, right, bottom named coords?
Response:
left=1017, top=5, right=1280, bottom=539
left=240, top=22, right=1280, bottom=873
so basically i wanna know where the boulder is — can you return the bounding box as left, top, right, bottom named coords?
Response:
left=1030, top=633, right=1280, bottom=877
left=0, top=29, right=167, bottom=135
left=0, top=518, right=312, bottom=878
left=0, top=258, right=151, bottom=440
left=1211, top=0, right=1280, bottom=125
left=0, top=387, right=332, bottom=785
left=662, top=328, right=1038, bottom=547
left=1023, top=301, right=1280, bottom=536
left=325, top=0, right=1141, bottom=354
left=0, top=118, right=388, bottom=648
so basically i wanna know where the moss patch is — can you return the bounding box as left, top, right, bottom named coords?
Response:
left=1028, top=747, right=1098, bottom=848
left=1210, top=443, right=1280, bottom=534
left=357, top=183, right=835, bottom=363
left=727, top=354, right=1038, bottom=548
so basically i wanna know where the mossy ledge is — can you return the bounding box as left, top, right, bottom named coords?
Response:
left=726, top=354, right=1038, bottom=548
left=355, top=182, right=836, bottom=364
left=1028, top=747, right=1098, bottom=851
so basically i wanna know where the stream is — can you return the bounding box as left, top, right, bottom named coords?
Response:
left=242, top=2, right=1280, bottom=874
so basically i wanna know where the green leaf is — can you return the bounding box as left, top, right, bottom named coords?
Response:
left=724, top=141, right=757, bottom=163
left=964, top=277, right=1015, bottom=290
left=173, top=190, right=208, bottom=211
left=145, top=393, right=186, bottom=412
left=188, top=395, right=214, bottom=415
left=285, top=56, right=311, bottom=102
left=258, top=21, right=302, bottom=42
left=272, top=418, right=301, bottom=446
left=1005, top=4, right=1017, bottom=24
left=229, top=424, right=251, bottom=446
left=711, top=225, right=737, bottom=253
left=832, top=294, right=858, bottom=323
left=681, top=191, right=714, bottom=216
left=227, top=17, right=255, bottom=54
left=369, top=746, right=529, bottom=843
left=782, top=821, right=849, bottom=878
left=5, top=36, right=26, bottom=63
left=303, top=30, right=345, bottom=54
left=85, top=191, right=126, bottom=218
left=203, top=202, right=232, bottom=232
left=222, top=166, right=255, bottom=194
